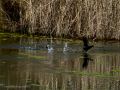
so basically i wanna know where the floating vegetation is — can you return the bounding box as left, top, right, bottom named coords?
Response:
left=35, top=85, right=46, bottom=87
left=34, top=36, right=39, bottom=39
left=53, top=70, right=115, bottom=78
left=16, top=57, right=23, bottom=58
left=98, top=54, right=110, bottom=56
left=111, top=70, right=120, bottom=72
left=19, top=53, right=29, bottom=56
left=0, top=84, right=4, bottom=86
left=79, top=56, right=84, bottom=58
left=39, top=36, right=48, bottom=38
left=10, top=65, right=15, bottom=67
left=62, top=38, right=72, bottom=41
left=70, top=40, right=83, bottom=43
left=107, top=41, right=113, bottom=43
left=97, top=63, right=109, bottom=65
left=64, top=71, right=72, bottom=73
left=0, top=62, right=5, bottom=64
left=100, top=83, right=106, bottom=84
left=63, top=71, right=115, bottom=78
left=72, top=71, right=78, bottom=73
left=26, top=79, right=31, bottom=81
left=97, top=58, right=101, bottom=59
left=30, top=84, right=36, bottom=86
left=29, top=55, right=48, bottom=59
left=110, top=53, right=116, bottom=56
left=27, top=81, right=31, bottom=82
left=2, top=38, right=7, bottom=40
left=93, top=74, right=114, bottom=77
left=54, top=71, right=61, bottom=73
left=65, top=75, right=74, bottom=77
left=91, top=65, right=96, bottom=66
left=30, top=84, right=45, bottom=87
left=110, top=66, right=115, bottom=67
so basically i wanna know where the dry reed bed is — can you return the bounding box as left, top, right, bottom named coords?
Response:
left=0, top=0, right=120, bottom=40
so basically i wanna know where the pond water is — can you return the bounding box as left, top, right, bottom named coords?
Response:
left=0, top=36, right=120, bottom=90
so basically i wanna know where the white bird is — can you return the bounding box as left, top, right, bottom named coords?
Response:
left=47, top=45, right=54, bottom=51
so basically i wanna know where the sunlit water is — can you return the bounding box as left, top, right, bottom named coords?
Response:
left=0, top=37, right=120, bottom=90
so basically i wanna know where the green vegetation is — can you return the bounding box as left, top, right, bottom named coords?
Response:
left=111, top=70, right=120, bottom=72
left=0, top=84, right=4, bottom=86
left=29, top=56, right=48, bottom=59
left=19, top=53, right=29, bottom=56
left=0, top=0, right=120, bottom=40
left=97, top=63, right=109, bottom=65
left=30, top=84, right=45, bottom=87
left=65, top=75, right=74, bottom=77
left=0, top=62, right=5, bottom=63
left=53, top=70, right=115, bottom=78
left=16, top=57, right=23, bottom=58
left=79, top=56, right=84, bottom=58
left=19, top=53, right=48, bottom=59
left=98, top=54, right=110, bottom=56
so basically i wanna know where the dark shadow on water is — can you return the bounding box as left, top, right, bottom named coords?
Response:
left=82, top=53, right=93, bottom=68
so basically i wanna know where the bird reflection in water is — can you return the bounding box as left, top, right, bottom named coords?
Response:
left=82, top=53, right=93, bottom=68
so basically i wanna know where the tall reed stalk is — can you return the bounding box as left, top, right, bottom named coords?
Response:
left=0, top=0, right=120, bottom=40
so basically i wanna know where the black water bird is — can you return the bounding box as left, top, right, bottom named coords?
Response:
left=83, top=37, right=94, bottom=52
left=44, top=45, right=49, bottom=48
left=82, top=53, right=93, bottom=68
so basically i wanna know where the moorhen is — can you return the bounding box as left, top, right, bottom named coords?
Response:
left=83, top=37, right=94, bottom=52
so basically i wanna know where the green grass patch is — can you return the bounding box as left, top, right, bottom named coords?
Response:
left=30, top=84, right=36, bottom=86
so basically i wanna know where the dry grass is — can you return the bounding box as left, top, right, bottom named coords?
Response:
left=0, top=0, right=120, bottom=40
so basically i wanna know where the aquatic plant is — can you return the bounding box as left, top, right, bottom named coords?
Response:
left=29, top=55, right=48, bottom=59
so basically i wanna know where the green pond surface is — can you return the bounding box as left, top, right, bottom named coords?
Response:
left=0, top=34, right=120, bottom=90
